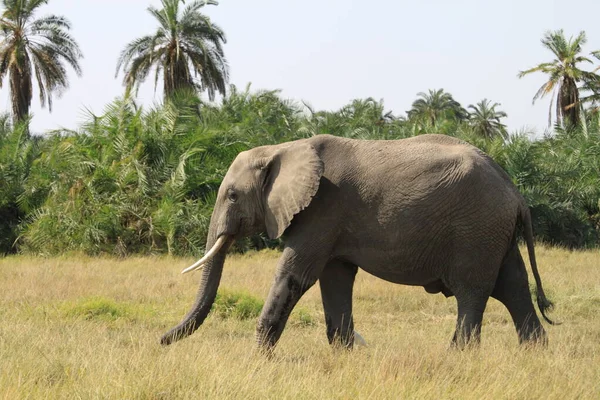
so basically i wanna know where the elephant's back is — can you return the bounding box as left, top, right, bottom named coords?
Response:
left=309, top=134, right=497, bottom=189
left=309, top=133, right=483, bottom=168
left=308, top=133, right=521, bottom=216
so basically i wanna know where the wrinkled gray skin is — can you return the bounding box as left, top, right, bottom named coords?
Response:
left=161, top=134, right=555, bottom=350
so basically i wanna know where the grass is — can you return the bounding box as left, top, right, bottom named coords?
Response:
left=0, top=246, right=599, bottom=399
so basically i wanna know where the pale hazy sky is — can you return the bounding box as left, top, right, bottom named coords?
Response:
left=2, top=0, right=599, bottom=135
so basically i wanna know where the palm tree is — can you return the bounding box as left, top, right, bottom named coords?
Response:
left=0, top=0, right=83, bottom=123
left=116, top=0, right=229, bottom=101
left=407, top=89, right=467, bottom=126
left=339, top=98, right=395, bottom=126
left=468, top=99, right=508, bottom=140
left=518, top=30, right=597, bottom=127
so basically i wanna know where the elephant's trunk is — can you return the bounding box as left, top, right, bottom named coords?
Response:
left=160, top=230, right=231, bottom=346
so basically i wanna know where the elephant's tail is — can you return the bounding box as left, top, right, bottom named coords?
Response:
left=519, top=205, right=559, bottom=325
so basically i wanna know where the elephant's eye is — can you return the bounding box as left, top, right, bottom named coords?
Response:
left=227, top=190, right=238, bottom=203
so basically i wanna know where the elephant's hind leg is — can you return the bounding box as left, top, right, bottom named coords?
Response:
left=452, top=291, right=489, bottom=349
left=491, top=243, right=547, bottom=345
left=319, top=259, right=358, bottom=348
left=446, top=258, right=496, bottom=349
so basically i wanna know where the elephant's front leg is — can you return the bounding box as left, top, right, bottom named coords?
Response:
left=255, top=248, right=326, bottom=351
left=319, top=259, right=358, bottom=348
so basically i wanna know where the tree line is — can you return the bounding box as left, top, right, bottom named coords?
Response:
left=1, top=0, right=600, bottom=256
left=1, top=87, right=599, bottom=255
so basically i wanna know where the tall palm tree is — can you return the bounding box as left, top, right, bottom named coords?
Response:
left=407, top=89, right=467, bottom=126
left=468, top=99, right=508, bottom=140
left=518, top=30, right=597, bottom=127
left=0, top=0, right=83, bottom=123
left=116, top=0, right=229, bottom=101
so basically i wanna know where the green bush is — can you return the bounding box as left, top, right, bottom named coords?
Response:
left=61, top=297, right=133, bottom=321
left=212, top=290, right=264, bottom=320
left=290, top=308, right=315, bottom=327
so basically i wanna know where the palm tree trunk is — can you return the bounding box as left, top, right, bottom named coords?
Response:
left=562, top=77, right=580, bottom=127
left=9, top=59, right=33, bottom=124
left=163, top=51, right=194, bottom=99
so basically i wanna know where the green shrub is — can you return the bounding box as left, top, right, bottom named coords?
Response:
left=212, top=290, right=263, bottom=320
left=290, top=308, right=315, bottom=327
left=61, top=297, right=132, bottom=321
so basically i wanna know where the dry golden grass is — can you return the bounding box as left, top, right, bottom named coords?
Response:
left=1, top=246, right=599, bottom=399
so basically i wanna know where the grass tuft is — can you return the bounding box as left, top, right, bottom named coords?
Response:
left=61, top=297, right=133, bottom=321
left=291, top=307, right=315, bottom=327
left=213, top=289, right=264, bottom=320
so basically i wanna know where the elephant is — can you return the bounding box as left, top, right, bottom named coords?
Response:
left=160, top=133, right=556, bottom=350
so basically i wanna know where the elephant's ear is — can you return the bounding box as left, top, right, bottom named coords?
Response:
left=261, top=142, right=324, bottom=239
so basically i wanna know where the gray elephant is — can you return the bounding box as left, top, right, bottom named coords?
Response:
left=161, top=134, right=555, bottom=350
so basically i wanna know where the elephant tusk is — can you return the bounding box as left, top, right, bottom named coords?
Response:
left=181, top=236, right=228, bottom=274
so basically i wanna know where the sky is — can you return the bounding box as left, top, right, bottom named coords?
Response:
left=2, top=0, right=600, bottom=135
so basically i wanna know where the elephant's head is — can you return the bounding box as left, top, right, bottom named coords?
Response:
left=160, top=140, right=324, bottom=345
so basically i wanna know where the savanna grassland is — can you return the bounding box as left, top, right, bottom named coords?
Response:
left=1, top=246, right=599, bottom=399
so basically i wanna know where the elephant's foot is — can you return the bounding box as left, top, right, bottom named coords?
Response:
left=518, top=323, right=548, bottom=347
left=327, top=330, right=367, bottom=350
left=451, top=299, right=487, bottom=350
left=450, top=329, right=482, bottom=350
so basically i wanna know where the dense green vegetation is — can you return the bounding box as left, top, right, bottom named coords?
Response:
left=1, top=86, right=599, bottom=256
left=1, top=0, right=600, bottom=255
